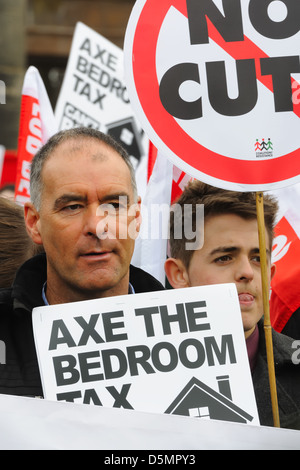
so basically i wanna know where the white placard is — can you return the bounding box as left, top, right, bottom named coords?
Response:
left=33, top=284, right=259, bottom=425
left=124, top=0, right=300, bottom=191
left=55, top=21, right=147, bottom=167
left=0, top=394, right=299, bottom=450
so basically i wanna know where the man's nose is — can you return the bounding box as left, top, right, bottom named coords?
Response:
left=84, top=205, right=107, bottom=238
left=235, top=257, right=254, bottom=281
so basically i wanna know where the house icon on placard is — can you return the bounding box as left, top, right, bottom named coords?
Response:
left=165, top=376, right=254, bottom=424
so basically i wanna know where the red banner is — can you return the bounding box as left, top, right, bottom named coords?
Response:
left=147, top=142, right=192, bottom=204
left=270, top=216, right=300, bottom=332
left=14, top=66, right=57, bottom=205
left=15, top=95, right=42, bottom=204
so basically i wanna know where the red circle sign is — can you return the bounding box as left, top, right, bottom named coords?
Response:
left=124, top=0, right=300, bottom=191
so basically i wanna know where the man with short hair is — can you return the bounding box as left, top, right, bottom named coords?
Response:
left=165, top=180, right=300, bottom=430
left=0, top=127, right=164, bottom=397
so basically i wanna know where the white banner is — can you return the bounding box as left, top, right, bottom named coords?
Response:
left=55, top=21, right=147, bottom=170
left=132, top=149, right=173, bottom=284
left=0, top=394, right=299, bottom=450
left=33, top=284, right=259, bottom=425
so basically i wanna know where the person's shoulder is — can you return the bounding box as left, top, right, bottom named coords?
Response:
left=258, top=319, right=297, bottom=362
left=0, top=287, right=14, bottom=313
left=0, top=253, right=46, bottom=312
left=281, top=307, right=300, bottom=340
left=0, top=287, right=13, bottom=303
left=271, top=325, right=299, bottom=364
left=129, top=265, right=165, bottom=293
left=272, top=326, right=296, bottom=347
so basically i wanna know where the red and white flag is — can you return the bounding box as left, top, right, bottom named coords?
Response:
left=132, top=143, right=173, bottom=284
left=146, top=143, right=193, bottom=205
left=15, top=66, right=57, bottom=205
left=270, top=184, right=300, bottom=332
left=132, top=142, right=192, bottom=284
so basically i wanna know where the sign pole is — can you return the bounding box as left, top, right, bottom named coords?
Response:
left=256, top=191, right=280, bottom=428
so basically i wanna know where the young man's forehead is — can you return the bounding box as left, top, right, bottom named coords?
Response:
left=201, top=214, right=271, bottom=252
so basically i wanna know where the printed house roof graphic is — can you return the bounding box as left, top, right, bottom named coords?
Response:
left=165, top=376, right=254, bottom=424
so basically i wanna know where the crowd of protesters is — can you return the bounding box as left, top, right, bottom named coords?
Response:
left=0, top=128, right=299, bottom=431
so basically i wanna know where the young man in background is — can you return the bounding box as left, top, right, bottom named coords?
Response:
left=165, top=180, right=300, bottom=429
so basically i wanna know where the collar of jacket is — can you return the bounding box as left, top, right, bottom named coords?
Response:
left=11, top=253, right=47, bottom=312
left=257, top=318, right=296, bottom=367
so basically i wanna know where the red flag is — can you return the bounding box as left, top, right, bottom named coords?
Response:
left=270, top=216, right=300, bottom=332
left=147, top=142, right=192, bottom=203
left=15, top=66, right=57, bottom=205
left=147, top=141, right=157, bottom=183
left=132, top=142, right=192, bottom=283
left=171, top=165, right=193, bottom=204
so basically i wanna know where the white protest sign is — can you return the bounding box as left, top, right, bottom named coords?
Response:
left=33, top=284, right=259, bottom=425
left=55, top=21, right=147, bottom=168
left=0, top=394, right=299, bottom=450
left=124, top=0, right=300, bottom=191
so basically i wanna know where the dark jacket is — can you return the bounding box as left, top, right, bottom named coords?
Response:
left=281, top=307, right=300, bottom=340
left=253, top=320, right=300, bottom=430
left=0, top=253, right=164, bottom=398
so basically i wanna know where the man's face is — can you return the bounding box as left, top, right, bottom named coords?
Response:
left=26, top=138, right=140, bottom=303
left=166, top=213, right=275, bottom=338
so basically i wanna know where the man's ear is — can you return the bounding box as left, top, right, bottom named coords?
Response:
left=135, top=196, right=142, bottom=234
left=24, top=202, right=43, bottom=245
left=164, top=257, right=190, bottom=289
left=128, top=196, right=142, bottom=240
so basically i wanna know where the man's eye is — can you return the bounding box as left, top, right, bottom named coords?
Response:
left=63, top=204, right=82, bottom=212
left=100, top=203, right=118, bottom=212
left=110, top=202, right=122, bottom=210
left=98, top=202, right=127, bottom=215
left=214, top=255, right=232, bottom=263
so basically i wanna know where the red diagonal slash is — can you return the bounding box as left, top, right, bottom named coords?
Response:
left=175, top=1, right=300, bottom=118
left=130, top=0, right=300, bottom=184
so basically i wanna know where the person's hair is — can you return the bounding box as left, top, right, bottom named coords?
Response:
left=169, top=180, right=279, bottom=268
left=0, top=183, right=15, bottom=200
left=0, top=183, right=15, bottom=194
left=30, top=127, right=137, bottom=210
left=0, top=197, right=42, bottom=288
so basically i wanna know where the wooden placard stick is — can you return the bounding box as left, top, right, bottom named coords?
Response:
left=256, top=191, right=280, bottom=428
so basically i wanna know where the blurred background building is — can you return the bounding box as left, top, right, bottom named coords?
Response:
left=0, top=0, right=135, bottom=184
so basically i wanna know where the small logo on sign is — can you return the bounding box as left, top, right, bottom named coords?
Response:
left=165, top=376, right=253, bottom=424
left=255, top=138, right=273, bottom=158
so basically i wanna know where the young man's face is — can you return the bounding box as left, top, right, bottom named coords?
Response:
left=165, top=213, right=275, bottom=339
left=25, top=138, right=141, bottom=304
